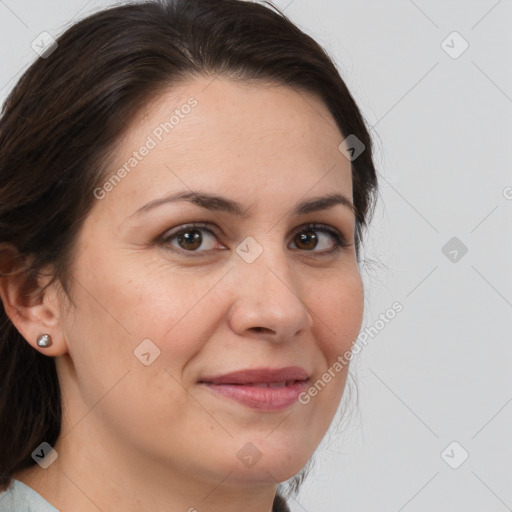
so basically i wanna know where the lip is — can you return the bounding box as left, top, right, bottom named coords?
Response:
left=200, top=366, right=309, bottom=385
left=199, top=366, right=310, bottom=411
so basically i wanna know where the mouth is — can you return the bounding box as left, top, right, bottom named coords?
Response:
left=198, top=366, right=310, bottom=411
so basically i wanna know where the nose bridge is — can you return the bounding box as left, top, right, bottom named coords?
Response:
left=229, top=235, right=313, bottom=338
left=239, top=233, right=294, bottom=293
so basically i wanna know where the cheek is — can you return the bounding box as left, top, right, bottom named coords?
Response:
left=308, top=269, right=364, bottom=360
left=289, top=271, right=362, bottom=460
left=75, top=255, right=224, bottom=377
left=59, top=259, right=215, bottom=437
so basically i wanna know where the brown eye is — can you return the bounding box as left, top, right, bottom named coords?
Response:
left=293, top=229, right=319, bottom=250
left=176, top=229, right=203, bottom=251
left=289, top=224, right=348, bottom=253
left=162, top=224, right=220, bottom=253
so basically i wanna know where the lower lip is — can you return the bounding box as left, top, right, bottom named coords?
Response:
left=200, top=380, right=308, bottom=411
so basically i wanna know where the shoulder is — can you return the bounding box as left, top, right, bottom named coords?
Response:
left=0, top=479, right=59, bottom=512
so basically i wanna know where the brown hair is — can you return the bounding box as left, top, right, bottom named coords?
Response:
left=0, top=0, right=378, bottom=508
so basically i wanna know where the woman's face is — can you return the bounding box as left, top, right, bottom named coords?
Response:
left=55, top=76, right=363, bottom=488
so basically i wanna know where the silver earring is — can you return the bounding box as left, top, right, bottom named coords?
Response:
left=36, top=334, right=52, bottom=348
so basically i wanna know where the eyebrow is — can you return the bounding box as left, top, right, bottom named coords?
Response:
left=129, top=190, right=356, bottom=219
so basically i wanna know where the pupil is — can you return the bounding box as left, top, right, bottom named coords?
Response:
left=297, top=230, right=317, bottom=250
left=178, top=230, right=201, bottom=250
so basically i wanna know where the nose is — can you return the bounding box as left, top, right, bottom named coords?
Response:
left=227, top=244, right=314, bottom=343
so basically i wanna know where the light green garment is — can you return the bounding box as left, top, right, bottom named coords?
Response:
left=0, top=480, right=58, bottom=512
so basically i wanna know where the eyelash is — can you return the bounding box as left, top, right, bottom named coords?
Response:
left=160, top=222, right=351, bottom=257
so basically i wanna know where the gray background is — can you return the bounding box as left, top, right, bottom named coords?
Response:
left=1, top=1, right=511, bottom=511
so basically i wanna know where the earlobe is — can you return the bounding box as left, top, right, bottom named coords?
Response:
left=0, top=243, right=68, bottom=357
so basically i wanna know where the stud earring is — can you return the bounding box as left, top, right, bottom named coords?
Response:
left=36, top=334, right=52, bottom=348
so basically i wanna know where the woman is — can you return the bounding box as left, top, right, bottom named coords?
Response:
left=0, top=0, right=378, bottom=510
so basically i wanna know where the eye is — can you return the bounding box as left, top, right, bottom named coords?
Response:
left=289, top=223, right=350, bottom=253
left=161, top=223, right=222, bottom=253
left=160, top=222, right=350, bottom=256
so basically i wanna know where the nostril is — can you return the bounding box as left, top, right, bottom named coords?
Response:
left=251, top=327, right=271, bottom=334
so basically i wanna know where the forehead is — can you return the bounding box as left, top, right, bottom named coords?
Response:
left=94, top=76, right=353, bottom=221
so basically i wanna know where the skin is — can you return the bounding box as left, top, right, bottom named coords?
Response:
left=2, top=76, right=364, bottom=512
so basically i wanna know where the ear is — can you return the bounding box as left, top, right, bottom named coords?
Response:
left=0, top=243, right=68, bottom=357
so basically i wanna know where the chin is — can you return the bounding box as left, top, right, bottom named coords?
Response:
left=221, top=439, right=313, bottom=486
left=227, top=460, right=308, bottom=487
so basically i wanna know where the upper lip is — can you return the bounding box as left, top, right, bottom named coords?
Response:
left=199, top=366, right=309, bottom=385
